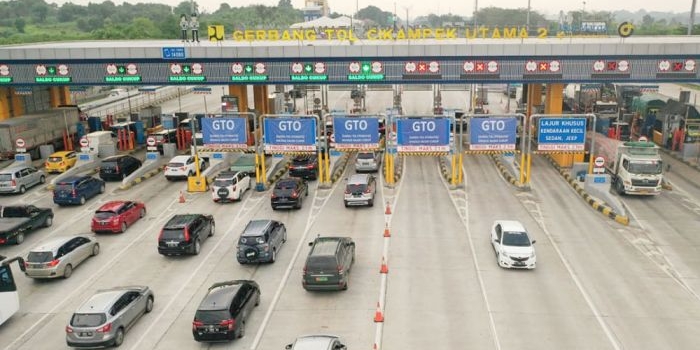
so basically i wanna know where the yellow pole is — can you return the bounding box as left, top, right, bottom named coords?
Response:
left=254, top=153, right=261, bottom=184
left=325, top=153, right=330, bottom=183
left=519, top=151, right=526, bottom=184
left=260, top=154, right=267, bottom=184
left=194, top=154, right=201, bottom=177
left=384, top=152, right=390, bottom=183
left=450, top=154, right=457, bottom=185
left=587, top=153, right=594, bottom=174
left=526, top=153, right=532, bottom=184
left=318, top=152, right=325, bottom=183
left=390, top=154, right=395, bottom=185
left=458, top=153, right=463, bottom=183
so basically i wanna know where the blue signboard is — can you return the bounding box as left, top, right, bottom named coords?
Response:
left=264, top=118, right=317, bottom=152
left=162, top=47, right=186, bottom=59
left=79, top=154, right=90, bottom=161
left=396, top=118, right=450, bottom=152
left=14, top=154, right=27, bottom=162
left=146, top=153, right=158, bottom=160
left=332, top=117, right=379, bottom=149
left=469, top=117, right=517, bottom=151
left=212, top=153, right=223, bottom=159
left=201, top=117, right=248, bottom=149
left=537, top=118, right=587, bottom=151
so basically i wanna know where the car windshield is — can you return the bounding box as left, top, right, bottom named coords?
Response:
left=240, top=235, right=266, bottom=245
left=276, top=181, right=297, bottom=190
left=213, top=179, right=233, bottom=187
left=502, top=231, right=531, bottom=247
left=101, top=162, right=118, bottom=169
left=161, top=229, right=184, bottom=240
left=168, top=162, right=184, bottom=168
left=346, top=184, right=367, bottom=193
left=48, top=157, right=63, bottom=162
left=0, top=174, right=11, bottom=181
left=292, top=157, right=314, bottom=165
left=306, top=256, right=338, bottom=269
left=94, top=211, right=117, bottom=219
left=628, top=161, right=663, bottom=175
left=55, top=184, right=74, bottom=191
left=194, top=310, right=230, bottom=323
left=2, top=207, right=28, bottom=217
left=71, top=313, right=106, bottom=327
left=27, top=251, right=54, bottom=263
left=357, top=153, right=375, bottom=159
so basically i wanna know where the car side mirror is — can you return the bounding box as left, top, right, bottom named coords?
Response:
left=308, top=242, right=314, bottom=246
left=494, top=238, right=500, bottom=243
left=285, top=345, right=293, bottom=350
left=336, top=344, right=346, bottom=350
left=531, top=240, right=536, bottom=244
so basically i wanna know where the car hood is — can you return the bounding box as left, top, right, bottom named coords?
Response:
left=500, top=245, right=534, bottom=256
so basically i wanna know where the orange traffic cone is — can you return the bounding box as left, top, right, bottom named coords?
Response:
left=385, top=202, right=392, bottom=215
left=373, top=302, right=384, bottom=322
left=383, top=223, right=391, bottom=237
left=380, top=257, right=389, bottom=274
left=178, top=191, right=185, bottom=203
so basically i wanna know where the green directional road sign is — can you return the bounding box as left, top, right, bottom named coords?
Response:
left=47, top=66, right=56, bottom=75
left=304, top=64, right=313, bottom=72
left=183, top=65, right=191, bottom=74
left=245, top=64, right=253, bottom=73
left=117, top=66, right=126, bottom=74
left=362, top=63, right=371, bottom=73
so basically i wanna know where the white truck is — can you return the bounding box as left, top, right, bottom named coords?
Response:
left=86, top=131, right=114, bottom=156
left=0, top=106, right=80, bottom=160
left=592, top=133, right=664, bottom=195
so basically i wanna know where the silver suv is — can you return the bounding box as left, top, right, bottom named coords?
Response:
left=66, top=286, right=154, bottom=348
left=343, top=173, right=376, bottom=207
left=0, top=165, right=46, bottom=194
left=24, top=235, right=99, bottom=279
left=355, top=151, right=381, bottom=173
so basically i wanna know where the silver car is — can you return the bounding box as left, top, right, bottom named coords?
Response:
left=24, top=235, right=99, bottom=279
left=355, top=151, right=382, bottom=173
left=343, top=173, right=376, bottom=207
left=0, top=165, right=46, bottom=194
left=285, top=335, right=346, bottom=350
left=66, top=286, right=154, bottom=348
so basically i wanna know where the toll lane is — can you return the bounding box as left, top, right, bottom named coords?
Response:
left=529, top=155, right=700, bottom=349
left=381, top=156, right=494, bottom=349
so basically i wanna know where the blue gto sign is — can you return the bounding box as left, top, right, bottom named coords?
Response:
left=537, top=117, right=587, bottom=151
left=396, top=118, right=450, bottom=152
left=469, top=117, right=517, bottom=150
left=264, top=118, right=317, bottom=152
left=201, top=117, right=248, bottom=149
left=332, top=117, right=379, bottom=149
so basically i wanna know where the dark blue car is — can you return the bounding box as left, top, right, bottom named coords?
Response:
left=53, top=176, right=105, bottom=206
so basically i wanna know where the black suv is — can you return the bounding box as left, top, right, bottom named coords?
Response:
left=302, top=236, right=355, bottom=291
left=289, top=155, right=319, bottom=180
left=237, top=220, right=287, bottom=264
left=271, top=178, right=308, bottom=210
left=99, top=155, right=142, bottom=181
left=192, top=280, right=260, bottom=342
left=158, top=214, right=215, bottom=256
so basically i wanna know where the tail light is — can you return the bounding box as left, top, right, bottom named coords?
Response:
left=180, top=166, right=186, bottom=171
left=115, top=165, right=120, bottom=173
left=71, top=189, right=77, bottom=198
left=271, top=192, right=277, bottom=199
left=10, top=180, right=16, bottom=187
left=306, top=164, right=315, bottom=169
left=23, top=261, right=28, bottom=268
left=158, top=229, right=164, bottom=241
left=47, top=259, right=60, bottom=267
left=96, top=323, right=112, bottom=333
left=337, top=265, right=344, bottom=275
left=291, top=190, right=298, bottom=198
left=262, top=244, right=269, bottom=252
left=183, top=227, right=191, bottom=242
left=0, top=238, right=5, bottom=244
left=45, top=162, right=49, bottom=167
left=344, top=189, right=350, bottom=194
left=220, top=319, right=235, bottom=330
left=60, top=162, right=65, bottom=166
left=363, top=188, right=371, bottom=194
left=192, top=320, right=203, bottom=330
left=65, top=326, right=74, bottom=333
left=302, top=265, right=307, bottom=275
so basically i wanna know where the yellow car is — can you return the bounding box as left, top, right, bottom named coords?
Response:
left=45, top=151, right=78, bottom=173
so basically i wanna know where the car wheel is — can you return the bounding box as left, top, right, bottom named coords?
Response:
left=193, top=239, right=201, bottom=255
left=296, top=197, right=303, bottom=209
left=271, top=205, right=277, bottom=211
left=19, top=185, right=26, bottom=194
left=92, top=243, right=100, bottom=256
left=145, top=296, right=154, bottom=313
left=140, top=208, right=146, bottom=218
left=344, top=201, right=349, bottom=208
left=209, top=223, right=215, bottom=237
left=237, top=321, right=245, bottom=339
left=342, top=277, right=349, bottom=290
left=368, top=199, right=374, bottom=207
left=63, top=264, right=73, bottom=279
left=44, top=216, right=53, bottom=227
left=615, top=180, right=625, bottom=195
left=79, top=196, right=86, bottom=205
left=282, top=231, right=287, bottom=243
left=120, top=222, right=127, bottom=233
left=255, top=292, right=260, bottom=306
left=188, top=171, right=194, bottom=177
left=15, top=232, right=24, bottom=245
left=113, top=328, right=124, bottom=347
left=39, top=175, right=46, bottom=184
left=99, top=184, right=105, bottom=193
left=270, top=249, right=276, bottom=263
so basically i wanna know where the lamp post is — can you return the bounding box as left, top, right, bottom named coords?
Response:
left=526, top=0, right=531, bottom=31
left=690, top=0, right=697, bottom=35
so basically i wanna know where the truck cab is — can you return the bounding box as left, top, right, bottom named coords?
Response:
left=611, top=141, right=664, bottom=195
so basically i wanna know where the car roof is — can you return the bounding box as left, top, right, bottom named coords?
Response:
left=57, top=175, right=92, bottom=184
left=495, top=220, right=527, bottom=232
left=96, top=200, right=128, bottom=212
left=164, top=214, right=200, bottom=228
left=215, top=171, right=239, bottom=180
left=347, top=174, right=370, bottom=184
left=310, top=237, right=346, bottom=256
left=102, top=154, right=132, bottom=161
left=30, top=235, right=89, bottom=253
left=198, top=283, right=243, bottom=311
left=169, top=155, right=191, bottom=162
left=242, top=219, right=274, bottom=236
left=277, top=178, right=300, bottom=186
left=76, top=289, right=124, bottom=314
left=293, top=335, right=339, bottom=348
left=0, top=165, right=35, bottom=173
left=49, top=151, right=74, bottom=156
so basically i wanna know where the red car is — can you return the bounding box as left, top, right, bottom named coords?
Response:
left=91, top=200, right=146, bottom=233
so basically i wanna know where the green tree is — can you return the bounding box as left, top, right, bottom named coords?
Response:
left=14, top=18, right=26, bottom=33
left=357, top=6, right=392, bottom=27
left=278, top=0, right=292, bottom=8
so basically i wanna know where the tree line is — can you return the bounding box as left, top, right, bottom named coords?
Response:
left=0, top=0, right=695, bottom=45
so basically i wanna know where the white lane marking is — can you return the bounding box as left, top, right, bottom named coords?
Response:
left=2, top=199, right=177, bottom=350
left=440, top=160, right=502, bottom=350
left=249, top=179, right=342, bottom=349
left=528, top=174, right=623, bottom=350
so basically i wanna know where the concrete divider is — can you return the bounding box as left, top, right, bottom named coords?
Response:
left=266, top=156, right=292, bottom=186
left=330, top=152, right=352, bottom=183
left=118, top=153, right=166, bottom=190
left=544, top=155, right=629, bottom=225
left=491, top=154, right=527, bottom=189
left=47, top=153, right=100, bottom=190
left=200, top=153, right=233, bottom=186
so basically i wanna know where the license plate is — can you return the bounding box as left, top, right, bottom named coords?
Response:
left=315, top=276, right=328, bottom=282
left=246, top=252, right=255, bottom=257
left=101, top=222, right=108, bottom=226
left=514, top=262, right=525, bottom=266
left=79, top=332, right=93, bottom=337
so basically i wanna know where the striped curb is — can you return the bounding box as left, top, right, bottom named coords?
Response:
left=490, top=154, right=524, bottom=188
left=118, top=167, right=163, bottom=191
left=330, top=152, right=352, bottom=184
left=438, top=156, right=452, bottom=183
left=544, top=155, right=629, bottom=226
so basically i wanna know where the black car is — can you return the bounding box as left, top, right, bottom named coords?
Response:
left=157, top=214, right=215, bottom=256
left=302, top=236, right=355, bottom=291
left=192, top=280, right=260, bottom=342
left=271, top=178, right=308, bottom=210
left=236, top=220, right=287, bottom=264
left=289, top=155, right=319, bottom=180
left=99, top=155, right=142, bottom=181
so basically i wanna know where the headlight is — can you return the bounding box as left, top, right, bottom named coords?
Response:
left=500, top=252, right=509, bottom=258
left=530, top=252, right=536, bottom=258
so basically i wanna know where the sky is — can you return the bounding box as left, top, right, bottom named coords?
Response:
left=48, top=0, right=693, bottom=18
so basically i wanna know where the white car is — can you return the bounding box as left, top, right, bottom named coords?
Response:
left=211, top=171, right=251, bottom=202
left=490, top=220, right=536, bottom=269
left=164, top=155, right=205, bottom=181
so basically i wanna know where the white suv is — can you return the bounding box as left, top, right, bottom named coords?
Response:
left=164, top=155, right=205, bottom=181
left=490, top=220, right=536, bottom=269
left=211, top=171, right=251, bottom=202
